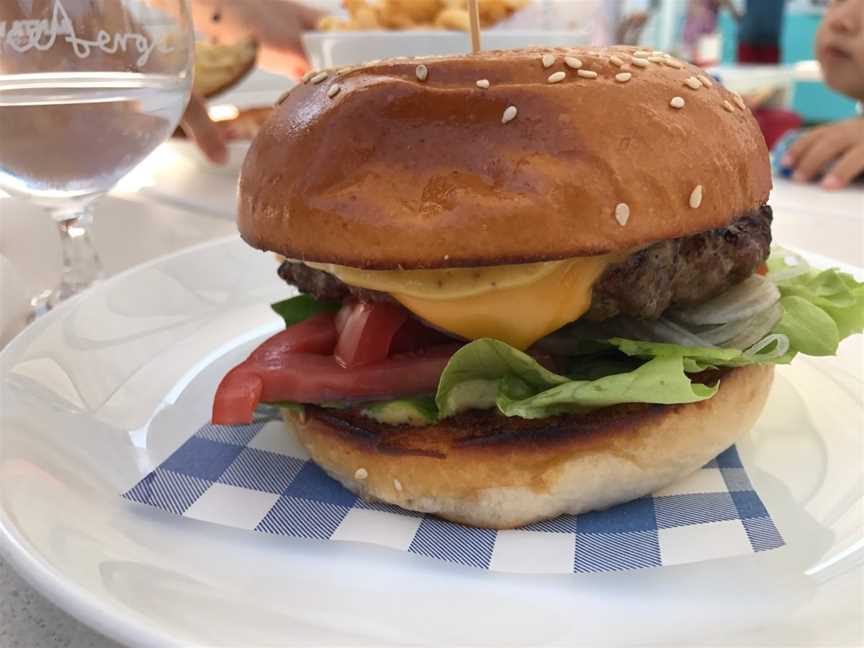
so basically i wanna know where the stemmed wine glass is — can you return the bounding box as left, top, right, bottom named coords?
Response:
left=0, top=0, right=194, bottom=316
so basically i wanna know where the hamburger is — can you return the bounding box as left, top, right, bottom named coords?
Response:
left=212, top=47, right=864, bottom=529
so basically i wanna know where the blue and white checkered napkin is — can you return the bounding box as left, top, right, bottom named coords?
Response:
left=123, top=413, right=784, bottom=574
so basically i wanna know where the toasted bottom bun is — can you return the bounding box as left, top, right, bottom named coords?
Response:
left=283, top=364, right=774, bottom=529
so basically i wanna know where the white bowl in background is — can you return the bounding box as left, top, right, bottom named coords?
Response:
left=302, top=30, right=592, bottom=69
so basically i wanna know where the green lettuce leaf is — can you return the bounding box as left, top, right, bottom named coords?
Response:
left=271, top=294, right=340, bottom=327
left=772, top=295, right=839, bottom=356
left=436, top=339, right=716, bottom=419
left=771, top=265, right=864, bottom=340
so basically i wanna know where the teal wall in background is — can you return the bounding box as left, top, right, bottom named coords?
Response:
left=719, top=9, right=859, bottom=124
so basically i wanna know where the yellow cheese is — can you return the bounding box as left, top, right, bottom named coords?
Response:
left=304, top=256, right=614, bottom=350
left=306, top=260, right=562, bottom=300
left=394, top=256, right=612, bottom=349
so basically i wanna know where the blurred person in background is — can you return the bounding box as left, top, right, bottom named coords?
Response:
left=682, top=0, right=734, bottom=63
left=188, top=0, right=324, bottom=76
left=733, top=0, right=786, bottom=64
left=782, top=0, right=864, bottom=190
left=614, top=0, right=661, bottom=45
left=179, top=0, right=322, bottom=164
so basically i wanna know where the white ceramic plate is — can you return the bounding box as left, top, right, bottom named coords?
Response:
left=0, top=236, right=862, bottom=647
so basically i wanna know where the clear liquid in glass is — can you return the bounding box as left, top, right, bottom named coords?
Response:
left=0, top=71, right=189, bottom=205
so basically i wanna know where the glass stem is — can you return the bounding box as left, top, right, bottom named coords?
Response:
left=50, top=203, right=103, bottom=302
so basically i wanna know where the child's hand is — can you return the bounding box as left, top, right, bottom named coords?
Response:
left=782, top=118, right=864, bottom=190
left=180, top=94, right=228, bottom=165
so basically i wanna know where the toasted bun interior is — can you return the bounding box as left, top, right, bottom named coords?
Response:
left=284, top=364, right=774, bottom=529
left=240, top=47, right=772, bottom=269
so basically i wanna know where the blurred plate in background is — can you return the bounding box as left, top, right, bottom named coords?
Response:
left=302, top=30, right=591, bottom=69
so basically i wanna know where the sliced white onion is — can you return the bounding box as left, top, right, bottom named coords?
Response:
left=670, top=275, right=781, bottom=326
left=744, top=333, right=790, bottom=360
left=537, top=316, right=713, bottom=351
left=698, top=302, right=784, bottom=349
left=624, top=317, right=716, bottom=348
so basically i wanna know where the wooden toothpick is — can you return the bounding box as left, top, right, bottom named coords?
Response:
left=467, top=0, right=481, bottom=53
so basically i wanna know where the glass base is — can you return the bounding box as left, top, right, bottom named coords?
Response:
left=27, top=206, right=104, bottom=321
left=28, top=278, right=102, bottom=322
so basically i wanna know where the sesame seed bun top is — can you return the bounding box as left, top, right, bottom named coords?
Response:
left=238, top=47, right=772, bottom=270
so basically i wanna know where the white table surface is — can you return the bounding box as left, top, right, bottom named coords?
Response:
left=1, top=131, right=863, bottom=647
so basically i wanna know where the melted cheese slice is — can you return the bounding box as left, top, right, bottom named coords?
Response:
left=307, top=256, right=614, bottom=350
left=306, top=260, right=563, bottom=299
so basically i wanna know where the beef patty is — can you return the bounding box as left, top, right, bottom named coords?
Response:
left=278, top=205, right=772, bottom=321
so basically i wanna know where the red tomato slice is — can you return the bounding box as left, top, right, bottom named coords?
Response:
left=213, top=313, right=337, bottom=425
left=334, top=302, right=408, bottom=368
left=256, top=344, right=459, bottom=404
left=389, top=316, right=455, bottom=353
left=212, top=308, right=461, bottom=425
left=212, top=343, right=459, bottom=425
left=212, top=368, right=264, bottom=426
left=248, top=313, right=338, bottom=361
left=334, top=300, right=354, bottom=335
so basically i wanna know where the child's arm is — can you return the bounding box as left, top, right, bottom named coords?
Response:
left=781, top=118, right=864, bottom=190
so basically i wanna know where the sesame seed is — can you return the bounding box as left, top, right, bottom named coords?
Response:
left=670, top=96, right=686, bottom=109
left=615, top=203, right=630, bottom=227
left=354, top=468, right=368, bottom=480
left=723, top=100, right=735, bottom=112
left=310, top=71, right=328, bottom=84
left=663, top=58, right=685, bottom=69
left=541, top=53, right=555, bottom=68
left=326, top=84, right=341, bottom=98
left=609, top=55, right=625, bottom=67
left=684, top=76, right=702, bottom=90
left=547, top=71, right=566, bottom=84
left=690, top=185, right=704, bottom=209
left=631, top=58, right=650, bottom=68
left=476, top=79, right=490, bottom=89
left=653, top=50, right=666, bottom=57
left=635, top=50, right=652, bottom=58
left=564, top=56, right=583, bottom=70
left=415, top=64, right=428, bottom=81
left=337, top=66, right=353, bottom=74
left=394, top=478, right=403, bottom=491
left=697, top=74, right=714, bottom=88
left=301, top=70, right=317, bottom=83
left=501, top=105, right=518, bottom=124
left=275, top=88, right=292, bottom=105
left=577, top=69, right=598, bottom=79
left=648, top=56, right=666, bottom=63
left=615, top=72, right=632, bottom=83
left=733, top=93, right=746, bottom=110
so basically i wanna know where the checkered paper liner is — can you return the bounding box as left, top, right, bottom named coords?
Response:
left=123, top=413, right=784, bottom=574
